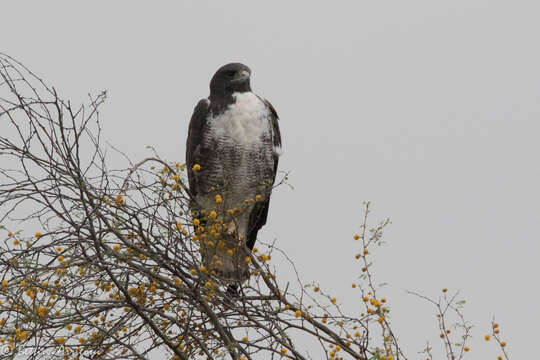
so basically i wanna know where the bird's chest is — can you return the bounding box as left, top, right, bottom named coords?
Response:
left=200, top=93, right=274, bottom=195
left=204, top=92, right=270, bottom=150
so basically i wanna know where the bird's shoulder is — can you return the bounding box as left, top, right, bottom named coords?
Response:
left=255, top=95, right=282, bottom=153
left=257, top=95, right=279, bottom=121
left=188, top=98, right=210, bottom=133
left=194, top=98, right=211, bottom=118
left=186, top=99, right=210, bottom=159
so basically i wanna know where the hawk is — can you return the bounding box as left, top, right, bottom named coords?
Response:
left=186, top=63, right=281, bottom=282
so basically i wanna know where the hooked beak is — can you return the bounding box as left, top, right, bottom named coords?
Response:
left=232, top=69, right=250, bottom=82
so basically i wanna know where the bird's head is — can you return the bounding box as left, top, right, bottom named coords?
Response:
left=210, top=63, right=252, bottom=97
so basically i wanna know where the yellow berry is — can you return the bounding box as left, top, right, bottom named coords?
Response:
left=37, top=307, right=49, bottom=317
left=35, top=232, right=42, bottom=238
left=258, top=253, right=270, bottom=261
left=353, top=234, right=360, bottom=240
left=485, top=334, right=490, bottom=341
left=192, top=164, right=201, bottom=171
left=464, top=346, right=470, bottom=352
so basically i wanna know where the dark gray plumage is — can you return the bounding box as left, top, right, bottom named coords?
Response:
left=186, top=63, right=281, bottom=282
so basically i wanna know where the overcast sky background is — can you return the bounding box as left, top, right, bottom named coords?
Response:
left=2, top=1, right=539, bottom=358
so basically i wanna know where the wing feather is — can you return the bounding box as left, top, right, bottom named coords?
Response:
left=246, top=98, right=281, bottom=249
left=186, top=99, right=210, bottom=198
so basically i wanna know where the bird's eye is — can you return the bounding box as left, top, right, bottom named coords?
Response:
left=224, top=70, right=236, bottom=78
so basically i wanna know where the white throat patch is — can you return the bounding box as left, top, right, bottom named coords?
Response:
left=209, top=92, right=269, bottom=145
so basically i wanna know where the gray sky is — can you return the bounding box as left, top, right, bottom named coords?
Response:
left=3, top=1, right=539, bottom=358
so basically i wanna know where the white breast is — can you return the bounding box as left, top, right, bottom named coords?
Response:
left=208, top=92, right=270, bottom=145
